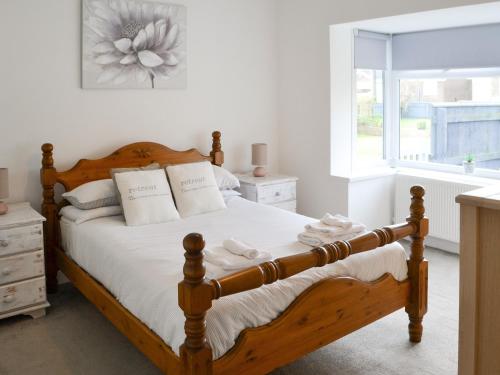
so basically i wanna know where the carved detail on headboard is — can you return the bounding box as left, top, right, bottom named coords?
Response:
left=132, top=148, right=153, bottom=159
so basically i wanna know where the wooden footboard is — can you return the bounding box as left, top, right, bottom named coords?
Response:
left=179, top=186, right=428, bottom=375
left=214, top=275, right=410, bottom=375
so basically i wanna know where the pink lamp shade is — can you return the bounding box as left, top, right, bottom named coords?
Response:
left=251, top=143, right=268, bottom=177
left=0, top=168, right=9, bottom=215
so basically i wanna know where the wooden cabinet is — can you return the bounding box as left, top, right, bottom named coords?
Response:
left=235, top=174, right=298, bottom=212
left=456, top=187, right=500, bottom=375
left=0, top=203, right=49, bottom=320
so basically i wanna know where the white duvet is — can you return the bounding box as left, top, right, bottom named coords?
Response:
left=60, top=197, right=408, bottom=359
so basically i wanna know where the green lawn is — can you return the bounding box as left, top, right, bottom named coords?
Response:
left=400, top=118, right=431, bottom=137
left=356, top=117, right=431, bottom=162
left=356, top=134, right=383, bottom=161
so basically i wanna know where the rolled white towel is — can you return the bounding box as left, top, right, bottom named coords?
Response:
left=305, top=222, right=366, bottom=237
left=223, top=238, right=259, bottom=259
left=321, top=213, right=353, bottom=229
left=297, top=231, right=367, bottom=247
left=297, top=232, right=326, bottom=247
left=204, top=247, right=272, bottom=271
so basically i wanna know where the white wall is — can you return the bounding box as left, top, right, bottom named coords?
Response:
left=348, top=175, right=395, bottom=229
left=2, top=0, right=497, bottom=226
left=276, top=0, right=497, bottom=225
left=0, top=0, right=278, bottom=209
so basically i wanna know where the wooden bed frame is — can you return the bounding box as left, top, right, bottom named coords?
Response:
left=40, top=131, right=428, bottom=375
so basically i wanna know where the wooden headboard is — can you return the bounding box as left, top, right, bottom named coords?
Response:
left=41, top=131, right=223, bottom=192
left=40, top=131, right=223, bottom=292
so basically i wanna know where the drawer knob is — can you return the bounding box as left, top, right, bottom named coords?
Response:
left=275, top=192, right=281, bottom=196
left=0, top=240, right=8, bottom=247
left=3, top=295, right=15, bottom=304
left=1, top=267, right=12, bottom=276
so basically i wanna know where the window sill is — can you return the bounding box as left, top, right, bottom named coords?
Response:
left=396, top=167, right=498, bottom=187
left=331, top=167, right=396, bottom=183
left=331, top=166, right=500, bottom=186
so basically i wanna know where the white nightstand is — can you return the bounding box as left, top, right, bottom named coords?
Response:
left=0, top=203, right=49, bottom=320
left=235, top=174, right=298, bottom=212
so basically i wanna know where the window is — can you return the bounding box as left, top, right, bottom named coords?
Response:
left=355, top=69, right=384, bottom=165
left=399, top=74, right=500, bottom=170
left=334, top=23, right=500, bottom=179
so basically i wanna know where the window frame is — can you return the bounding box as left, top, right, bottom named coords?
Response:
left=352, top=69, right=388, bottom=170
left=336, top=26, right=500, bottom=181
left=388, top=67, right=500, bottom=179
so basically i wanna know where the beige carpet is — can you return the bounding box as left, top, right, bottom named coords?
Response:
left=0, top=246, right=458, bottom=375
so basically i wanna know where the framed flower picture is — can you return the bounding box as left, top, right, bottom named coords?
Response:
left=82, top=0, right=186, bottom=89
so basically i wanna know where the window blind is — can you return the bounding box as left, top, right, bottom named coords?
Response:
left=354, top=29, right=389, bottom=70
left=392, top=23, right=500, bottom=71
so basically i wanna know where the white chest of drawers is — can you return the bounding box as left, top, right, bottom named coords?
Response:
left=235, top=174, right=298, bottom=212
left=0, top=203, right=49, bottom=319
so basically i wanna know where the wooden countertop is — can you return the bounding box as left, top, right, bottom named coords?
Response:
left=455, top=184, right=500, bottom=209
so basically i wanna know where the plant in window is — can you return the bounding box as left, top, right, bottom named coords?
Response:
left=463, top=153, right=475, bottom=174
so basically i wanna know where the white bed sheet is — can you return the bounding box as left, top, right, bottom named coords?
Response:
left=60, top=197, right=408, bottom=359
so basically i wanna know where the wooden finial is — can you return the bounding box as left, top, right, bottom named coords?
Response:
left=405, top=185, right=428, bottom=343
left=182, top=233, right=206, bottom=286
left=179, top=233, right=213, bottom=375
left=42, top=143, right=54, bottom=169
left=409, top=185, right=425, bottom=222
left=211, top=131, right=221, bottom=152
left=407, top=185, right=428, bottom=254
left=41, top=144, right=55, bottom=205
left=210, top=131, right=224, bottom=167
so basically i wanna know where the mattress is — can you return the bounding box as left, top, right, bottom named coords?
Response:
left=60, top=197, right=408, bottom=359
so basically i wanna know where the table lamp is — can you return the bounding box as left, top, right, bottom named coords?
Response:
left=0, top=168, right=8, bottom=215
left=252, top=143, right=267, bottom=177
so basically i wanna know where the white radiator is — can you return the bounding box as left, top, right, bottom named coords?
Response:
left=394, top=172, right=488, bottom=250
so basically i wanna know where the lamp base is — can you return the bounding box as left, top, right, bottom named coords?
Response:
left=0, top=202, right=7, bottom=215
left=253, top=166, right=267, bottom=177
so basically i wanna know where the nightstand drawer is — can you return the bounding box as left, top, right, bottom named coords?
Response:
left=257, top=182, right=296, bottom=204
left=0, top=277, right=46, bottom=314
left=0, top=251, right=45, bottom=285
left=271, top=200, right=296, bottom=212
left=0, top=224, right=43, bottom=257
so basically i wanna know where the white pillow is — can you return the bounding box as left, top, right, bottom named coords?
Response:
left=221, top=189, right=242, bottom=204
left=110, top=163, right=161, bottom=203
left=114, top=169, right=180, bottom=226
left=213, top=165, right=240, bottom=190
left=62, top=179, right=118, bottom=209
left=60, top=205, right=122, bottom=224
left=166, top=161, right=226, bottom=217
left=220, top=189, right=241, bottom=198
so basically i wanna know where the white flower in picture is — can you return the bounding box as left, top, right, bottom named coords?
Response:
left=82, top=0, right=186, bottom=89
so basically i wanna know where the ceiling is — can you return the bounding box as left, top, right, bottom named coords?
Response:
left=334, top=1, right=500, bottom=34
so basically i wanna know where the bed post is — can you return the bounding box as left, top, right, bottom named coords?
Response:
left=41, top=143, right=59, bottom=293
left=405, top=185, right=429, bottom=343
left=210, top=131, right=224, bottom=167
left=179, top=233, right=214, bottom=375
